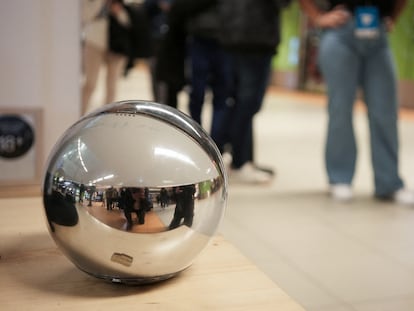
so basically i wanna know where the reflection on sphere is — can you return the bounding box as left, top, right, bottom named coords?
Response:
left=43, top=101, right=227, bottom=284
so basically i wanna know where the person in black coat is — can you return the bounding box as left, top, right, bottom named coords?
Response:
left=153, top=0, right=217, bottom=108
left=123, top=187, right=147, bottom=230
left=168, top=184, right=196, bottom=230
left=214, top=0, right=290, bottom=184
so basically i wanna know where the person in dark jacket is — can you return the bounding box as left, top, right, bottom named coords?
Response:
left=186, top=1, right=230, bottom=145
left=215, top=0, right=290, bottom=184
left=123, top=187, right=147, bottom=230
left=153, top=0, right=217, bottom=108
left=143, top=0, right=173, bottom=101
left=169, top=184, right=196, bottom=229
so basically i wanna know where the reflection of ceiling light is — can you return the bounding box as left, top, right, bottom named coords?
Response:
left=78, top=138, right=88, bottom=172
left=62, top=149, right=77, bottom=162
left=90, top=174, right=114, bottom=185
left=154, top=147, right=195, bottom=166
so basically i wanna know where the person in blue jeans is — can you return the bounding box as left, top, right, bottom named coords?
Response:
left=299, top=0, right=414, bottom=204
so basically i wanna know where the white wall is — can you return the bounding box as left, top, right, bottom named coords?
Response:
left=0, top=1, right=81, bottom=169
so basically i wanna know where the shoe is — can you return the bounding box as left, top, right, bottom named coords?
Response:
left=221, top=153, right=275, bottom=178
left=222, top=152, right=232, bottom=168
left=229, top=162, right=273, bottom=184
left=392, top=188, right=414, bottom=205
left=254, top=164, right=276, bottom=176
left=330, top=184, right=353, bottom=202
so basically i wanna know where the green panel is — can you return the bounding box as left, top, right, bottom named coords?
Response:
left=273, top=2, right=301, bottom=71
left=389, top=0, right=414, bottom=80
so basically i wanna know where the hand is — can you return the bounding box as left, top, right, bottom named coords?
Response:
left=383, top=17, right=395, bottom=32
left=158, top=0, right=171, bottom=12
left=316, top=5, right=351, bottom=28
left=110, top=2, right=123, bottom=15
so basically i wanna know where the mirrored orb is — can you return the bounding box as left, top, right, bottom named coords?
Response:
left=42, top=101, right=227, bottom=284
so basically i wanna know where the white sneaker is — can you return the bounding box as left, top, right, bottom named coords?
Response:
left=330, top=184, right=353, bottom=202
left=222, top=152, right=232, bottom=168
left=393, top=189, right=414, bottom=205
left=229, top=162, right=273, bottom=185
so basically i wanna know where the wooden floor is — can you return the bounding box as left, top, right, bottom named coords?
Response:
left=86, top=202, right=168, bottom=233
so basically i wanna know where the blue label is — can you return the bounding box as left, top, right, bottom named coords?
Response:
left=355, top=6, right=380, bottom=38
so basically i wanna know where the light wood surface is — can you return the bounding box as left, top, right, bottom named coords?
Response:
left=0, top=197, right=305, bottom=310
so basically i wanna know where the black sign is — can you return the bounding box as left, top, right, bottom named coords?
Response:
left=0, top=115, right=35, bottom=159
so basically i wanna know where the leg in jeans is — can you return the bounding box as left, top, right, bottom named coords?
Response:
left=209, top=42, right=231, bottom=144
left=188, top=37, right=210, bottom=125
left=155, top=81, right=179, bottom=109
left=212, top=52, right=235, bottom=154
left=362, top=36, right=403, bottom=196
left=318, top=26, right=359, bottom=185
left=230, top=51, right=272, bottom=169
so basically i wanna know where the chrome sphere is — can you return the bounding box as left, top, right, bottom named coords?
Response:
left=42, top=101, right=227, bottom=284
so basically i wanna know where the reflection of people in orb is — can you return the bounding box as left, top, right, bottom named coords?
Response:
left=159, top=187, right=169, bottom=208
left=43, top=172, right=79, bottom=231
left=79, top=183, right=86, bottom=203
left=144, top=187, right=153, bottom=211
left=105, top=186, right=118, bottom=210
left=123, top=187, right=147, bottom=230
left=118, top=187, right=127, bottom=210
left=169, top=184, right=196, bottom=230
left=86, top=186, right=95, bottom=207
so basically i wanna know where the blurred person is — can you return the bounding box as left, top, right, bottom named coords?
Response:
left=143, top=0, right=173, bottom=101
left=186, top=1, right=231, bottom=144
left=81, top=0, right=132, bottom=115
left=152, top=0, right=216, bottom=108
left=123, top=187, right=146, bottom=230
left=299, top=0, right=414, bottom=204
left=105, top=186, right=117, bottom=210
left=78, top=183, right=86, bottom=203
left=215, top=0, right=291, bottom=184
left=169, top=184, right=196, bottom=229
left=159, top=187, right=169, bottom=208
